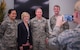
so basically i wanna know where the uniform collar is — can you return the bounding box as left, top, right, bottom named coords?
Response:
left=54, top=14, right=61, bottom=17
left=35, top=17, right=42, bottom=20
left=35, top=17, right=44, bottom=22
left=7, top=17, right=17, bottom=23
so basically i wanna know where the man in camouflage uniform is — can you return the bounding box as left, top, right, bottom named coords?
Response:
left=30, top=8, right=49, bottom=50
left=48, top=1, right=80, bottom=50
left=50, top=5, right=69, bottom=32
left=0, top=9, right=18, bottom=50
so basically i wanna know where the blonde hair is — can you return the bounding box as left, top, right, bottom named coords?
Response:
left=21, top=12, right=30, bottom=20
left=75, top=0, right=80, bottom=11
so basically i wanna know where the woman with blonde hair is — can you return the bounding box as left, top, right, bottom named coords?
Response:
left=17, top=12, right=32, bottom=50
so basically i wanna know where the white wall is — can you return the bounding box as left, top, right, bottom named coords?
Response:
left=4, top=0, right=14, bottom=18
left=5, top=0, right=14, bottom=10
left=49, top=0, right=78, bottom=29
left=0, top=0, right=1, bottom=2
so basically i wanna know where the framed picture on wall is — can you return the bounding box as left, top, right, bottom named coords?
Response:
left=14, top=0, right=49, bottom=19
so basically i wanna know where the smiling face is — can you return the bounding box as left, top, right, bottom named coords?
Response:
left=8, top=10, right=17, bottom=20
left=35, top=8, right=43, bottom=18
left=53, top=5, right=60, bottom=16
left=23, top=15, right=30, bottom=22
left=21, top=12, right=30, bottom=23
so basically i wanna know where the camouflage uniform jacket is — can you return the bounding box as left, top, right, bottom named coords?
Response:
left=49, top=24, right=80, bottom=50
left=0, top=17, right=18, bottom=47
left=30, top=17, right=49, bottom=40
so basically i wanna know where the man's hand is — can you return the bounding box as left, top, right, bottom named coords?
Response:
left=55, top=15, right=66, bottom=27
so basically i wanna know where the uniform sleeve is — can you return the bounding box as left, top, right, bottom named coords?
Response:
left=45, top=20, right=49, bottom=37
left=57, top=30, right=69, bottom=50
left=50, top=17, right=53, bottom=31
left=57, top=29, right=80, bottom=50
left=50, top=17, right=55, bottom=31
left=0, top=21, right=7, bottom=39
left=62, top=22, right=69, bottom=31
left=48, top=26, right=61, bottom=50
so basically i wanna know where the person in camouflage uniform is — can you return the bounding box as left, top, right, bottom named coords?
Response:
left=30, top=8, right=49, bottom=50
left=0, top=9, right=18, bottom=50
left=50, top=5, right=69, bottom=32
left=49, top=5, right=69, bottom=50
left=48, top=1, right=80, bottom=50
